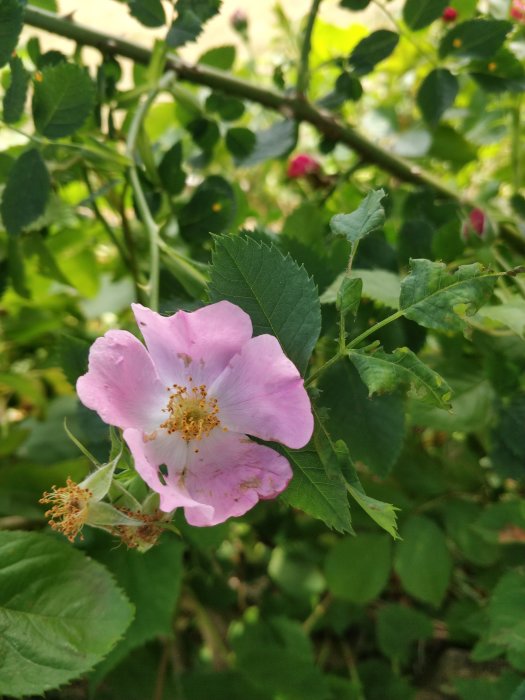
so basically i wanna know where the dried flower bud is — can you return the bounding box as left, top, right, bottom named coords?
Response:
left=442, top=6, right=458, bottom=22
left=40, top=478, right=93, bottom=542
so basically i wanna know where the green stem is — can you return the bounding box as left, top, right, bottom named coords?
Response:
left=347, top=309, right=404, bottom=350
left=21, top=5, right=460, bottom=198
left=305, top=349, right=345, bottom=387
left=126, top=70, right=176, bottom=311
left=297, top=0, right=322, bottom=96
left=511, top=95, right=522, bottom=193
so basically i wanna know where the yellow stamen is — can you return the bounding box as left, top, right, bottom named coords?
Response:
left=160, top=383, right=220, bottom=441
left=39, top=478, right=92, bottom=542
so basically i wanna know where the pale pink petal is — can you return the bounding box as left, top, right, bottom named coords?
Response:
left=77, top=331, right=165, bottom=431
left=210, top=335, right=313, bottom=449
left=183, top=431, right=292, bottom=526
left=124, top=428, right=214, bottom=518
left=132, top=301, right=253, bottom=385
left=124, top=428, right=292, bottom=526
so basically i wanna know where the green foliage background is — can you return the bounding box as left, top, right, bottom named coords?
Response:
left=1, top=0, right=525, bottom=698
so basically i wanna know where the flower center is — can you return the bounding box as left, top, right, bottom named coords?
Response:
left=160, top=382, right=220, bottom=441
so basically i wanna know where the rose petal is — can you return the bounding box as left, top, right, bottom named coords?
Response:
left=124, top=428, right=292, bottom=526
left=132, top=301, right=253, bottom=385
left=77, top=330, right=165, bottom=431
left=210, top=335, right=313, bottom=449
left=183, top=431, right=292, bottom=526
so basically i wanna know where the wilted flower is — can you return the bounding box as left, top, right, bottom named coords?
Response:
left=77, top=302, right=313, bottom=527
left=287, top=153, right=321, bottom=179
left=511, top=0, right=525, bottom=22
left=442, top=6, right=458, bottom=22
left=40, top=478, right=93, bottom=541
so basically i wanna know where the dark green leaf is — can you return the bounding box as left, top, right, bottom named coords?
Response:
left=376, top=604, right=433, bottom=663
left=1, top=149, right=51, bottom=235
left=187, top=117, right=220, bottom=152
left=0, top=0, right=23, bottom=68
left=226, top=127, right=256, bottom=159
left=179, top=176, right=236, bottom=243
left=280, top=446, right=353, bottom=533
left=403, top=0, right=448, bottom=30
left=417, top=69, right=459, bottom=126
left=205, top=91, right=245, bottom=121
left=340, top=0, right=370, bottom=7
left=209, top=235, right=321, bottom=374
left=239, top=119, right=298, bottom=166
left=394, top=516, right=452, bottom=606
left=429, top=124, right=477, bottom=166
left=57, top=334, right=90, bottom=386
left=337, top=277, right=362, bottom=320
left=0, top=530, right=134, bottom=698
left=439, top=19, right=512, bottom=60
left=32, top=62, right=96, bottom=138
left=128, top=0, right=166, bottom=27
left=490, top=393, right=525, bottom=479
left=158, top=141, right=186, bottom=195
left=319, top=361, right=405, bottom=477
left=3, top=56, right=29, bottom=124
left=349, top=30, right=399, bottom=76
left=91, top=536, right=184, bottom=686
left=348, top=346, right=452, bottom=408
left=330, top=189, right=386, bottom=244
left=167, top=0, right=221, bottom=47
left=325, top=534, right=392, bottom=604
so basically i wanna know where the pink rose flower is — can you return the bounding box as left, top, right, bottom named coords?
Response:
left=511, top=0, right=525, bottom=22
left=287, top=153, right=321, bottom=179
left=77, top=301, right=313, bottom=526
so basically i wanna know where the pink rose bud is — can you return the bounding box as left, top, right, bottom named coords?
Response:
left=442, top=6, right=458, bottom=21
left=230, top=9, right=248, bottom=32
left=461, top=208, right=489, bottom=242
left=287, top=153, right=321, bottom=179
left=511, top=0, right=525, bottom=22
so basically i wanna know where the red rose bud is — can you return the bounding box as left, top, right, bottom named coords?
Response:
left=511, top=0, right=525, bottom=22
left=461, top=208, right=492, bottom=243
left=230, top=9, right=248, bottom=33
left=287, top=153, right=321, bottom=179
left=442, top=6, right=458, bottom=21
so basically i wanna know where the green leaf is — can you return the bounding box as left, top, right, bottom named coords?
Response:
left=57, top=334, right=90, bottom=386
left=394, top=516, right=452, bottom=606
left=32, top=62, right=95, bottom=138
left=158, top=141, right=185, bottom=195
left=337, top=277, right=362, bottom=320
left=348, top=346, right=453, bottom=408
left=511, top=681, right=525, bottom=700
left=167, top=0, right=221, bottom=47
left=209, top=235, right=321, bottom=374
left=417, top=69, right=459, bottom=127
left=205, top=92, right=245, bottom=121
left=439, top=19, right=512, bottom=60
left=0, top=0, right=23, bottom=68
left=128, top=0, right=166, bottom=27
left=490, top=393, right=525, bottom=479
left=3, top=56, right=30, bottom=124
left=279, top=446, right=353, bottom=533
left=321, top=269, right=401, bottom=310
left=349, top=30, right=399, bottom=76
left=325, top=534, right=392, bottom=604
left=0, top=530, right=134, bottom=698
left=399, top=259, right=497, bottom=332
left=340, top=0, right=371, bottom=8
left=319, top=361, right=405, bottom=477
left=478, top=298, right=525, bottom=337
left=376, top=604, right=433, bottom=664
left=179, top=176, right=236, bottom=244
left=1, top=149, right=51, bottom=235
left=330, top=189, right=386, bottom=244
left=403, top=0, right=448, bottom=30
left=346, top=484, right=400, bottom=539
left=226, top=127, right=256, bottom=160
left=478, top=570, right=525, bottom=660
left=239, top=119, right=298, bottom=166
left=91, top=536, right=184, bottom=686
left=199, top=45, right=236, bottom=70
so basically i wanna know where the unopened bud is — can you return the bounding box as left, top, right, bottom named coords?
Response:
left=511, top=0, right=525, bottom=23
left=286, top=153, right=321, bottom=179
left=230, top=9, right=248, bottom=33
left=442, top=6, right=458, bottom=22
